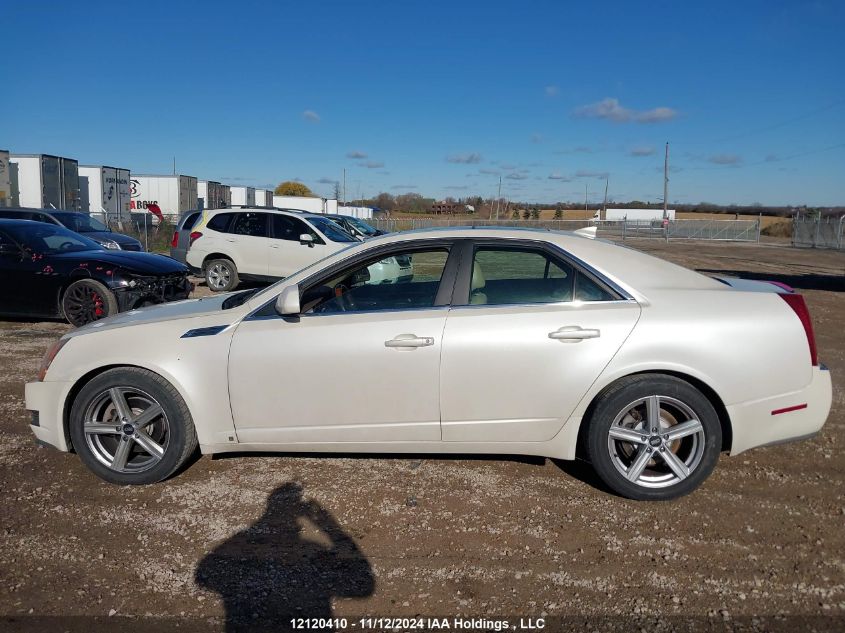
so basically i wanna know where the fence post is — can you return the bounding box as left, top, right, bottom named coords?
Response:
left=814, top=215, right=821, bottom=249
left=756, top=214, right=761, bottom=243
left=838, top=215, right=844, bottom=251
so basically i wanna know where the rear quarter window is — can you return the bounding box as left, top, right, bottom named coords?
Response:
left=207, top=213, right=234, bottom=233
left=181, top=212, right=201, bottom=230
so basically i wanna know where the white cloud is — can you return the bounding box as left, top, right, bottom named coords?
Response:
left=505, top=173, right=528, bottom=180
left=302, top=110, right=320, bottom=123
left=576, top=169, right=609, bottom=178
left=708, top=154, right=742, bottom=165
left=346, top=150, right=367, bottom=159
left=447, top=153, right=483, bottom=164
left=630, top=145, right=656, bottom=156
left=574, top=98, right=677, bottom=124
left=548, top=172, right=570, bottom=180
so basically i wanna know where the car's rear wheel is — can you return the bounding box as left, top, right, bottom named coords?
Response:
left=586, top=375, right=721, bottom=500
left=62, top=279, right=118, bottom=326
left=69, top=368, right=198, bottom=485
left=205, top=258, right=239, bottom=292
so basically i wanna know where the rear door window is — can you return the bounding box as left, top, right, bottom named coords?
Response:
left=181, top=212, right=201, bottom=231
left=231, top=212, right=269, bottom=237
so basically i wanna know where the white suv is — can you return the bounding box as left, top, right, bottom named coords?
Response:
left=187, top=208, right=360, bottom=292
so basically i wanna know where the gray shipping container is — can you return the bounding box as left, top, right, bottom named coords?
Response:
left=0, top=150, right=10, bottom=207
left=8, top=154, right=80, bottom=210
left=79, top=165, right=132, bottom=221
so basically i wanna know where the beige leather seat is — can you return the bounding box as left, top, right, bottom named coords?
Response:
left=470, top=261, right=487, bottom=305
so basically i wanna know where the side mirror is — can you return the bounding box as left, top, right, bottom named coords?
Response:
left=299, top=233, right=315, bottom=247
left=274, top=285, right=301, bottom=316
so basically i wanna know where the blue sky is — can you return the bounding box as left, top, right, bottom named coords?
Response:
left=3, top=0, right=843, bottom=206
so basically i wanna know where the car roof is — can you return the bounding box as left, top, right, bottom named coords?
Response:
left=0, top=218, right=44, bottom=227
left=0, top=207, right=58, bottom=214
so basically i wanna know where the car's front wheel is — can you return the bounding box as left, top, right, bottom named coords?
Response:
left=62, top=279, right=118, bottom=326
left=205, top=258, right=239, bottom=292
left=586, top=374, right=721, bottom=501
left=69, top=367, right=198, bottom=485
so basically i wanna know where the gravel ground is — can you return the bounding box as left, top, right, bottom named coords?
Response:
left=0, top=240, right=843, bottom=633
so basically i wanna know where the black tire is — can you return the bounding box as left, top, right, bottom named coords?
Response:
left=61, top=279, right=119, bottom=327
left=204, top=258, right=239, bottom=292
left=69, top=367, right=198, bottom=485
left=585, top=374, right=721, bottom=501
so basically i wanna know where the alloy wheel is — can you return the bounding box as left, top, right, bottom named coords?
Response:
left=207, top=263, right=231, bottom=290
left=82, top=387, right=170, bottom=473
left=606, top=395, right=706, bottom=489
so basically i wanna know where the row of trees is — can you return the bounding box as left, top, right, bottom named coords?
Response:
left=273, top=181, right=842, bottom=217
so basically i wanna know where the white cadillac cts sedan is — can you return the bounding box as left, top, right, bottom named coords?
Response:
left=25, top=228, right=832, bottom=500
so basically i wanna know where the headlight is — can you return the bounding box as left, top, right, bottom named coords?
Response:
left=103, top=241, right=121, bottom=250
left=38, top=338, right=68, bottom=381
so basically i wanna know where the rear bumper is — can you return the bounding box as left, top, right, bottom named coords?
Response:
left=25, top=380, right=73, bottom=452
left=729, top=365, right=832, bottom=455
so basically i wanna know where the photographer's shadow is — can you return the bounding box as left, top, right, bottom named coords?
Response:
left=196, top=483, right=374, bottom=632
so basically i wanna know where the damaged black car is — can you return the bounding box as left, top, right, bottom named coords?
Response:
left=0, top=219, right=192, bottom=327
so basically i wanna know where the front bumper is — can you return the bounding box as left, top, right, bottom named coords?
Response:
left=729, top=364, right=833, bottom=455
left=25, top=380, right=73, bottom=452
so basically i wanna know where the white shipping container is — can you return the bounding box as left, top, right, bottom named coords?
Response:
left=9, top=154, right=80, bottom=210
left=254, top=189, right=267, bottom=206
left=230, top=186, right=256, bottom=206
left=604, top=208, right=675, bottom=221
left=131, top=174, right=198, bottom=221
left=0, top=150, right=10, bottom=207
left=79, top=165, right=131, bottom=221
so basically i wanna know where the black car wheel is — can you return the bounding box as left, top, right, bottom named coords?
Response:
left=62, top=279, right=119, bottom=327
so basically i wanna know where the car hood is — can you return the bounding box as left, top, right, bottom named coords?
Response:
left=83, top=231, right=142, bottom=247
left=67, top=293, right=235, bottom=338
left=53, top=250, right=187, bottom=274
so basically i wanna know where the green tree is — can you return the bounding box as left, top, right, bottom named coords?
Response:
left=522, top=209, right=531, bottom=220
left=511, top=210, right=519, bottom=220
left=275, top=181, right=314, bottom=197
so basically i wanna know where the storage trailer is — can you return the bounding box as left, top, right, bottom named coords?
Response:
left=79, top=165, right=131, bottom=222
left=230, top=186, right=256, bottom=206
left=130, top=175, right=198, bottom=222
left=8, top=154, right=81, bottom=210
left=272, top=194, right=329, bottom=213
left=198, top=180, right=229, bottom=210
left=0, top=151, right=10, bottom=207
left=604, top=208, right=675, bottom=221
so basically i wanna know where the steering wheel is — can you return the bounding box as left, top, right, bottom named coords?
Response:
left=333, top=283, right=358, bottom=312
left=58, top=241, right=75, bottom=250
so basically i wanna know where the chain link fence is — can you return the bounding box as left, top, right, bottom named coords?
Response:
left=792, top=214, right=845, bottom=250
left=369, top=218, right=761, bottom=242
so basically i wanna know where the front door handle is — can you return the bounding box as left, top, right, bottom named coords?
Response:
left=385, top=334, right=435, bottom=349
left=548, top=326, right=601, bottom=342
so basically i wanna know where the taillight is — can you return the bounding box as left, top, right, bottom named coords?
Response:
left=780, top=293, right=818, bottom=366
left=170, top=231, right=179, bottom=248
left=189, top=231, right=203, bottom=246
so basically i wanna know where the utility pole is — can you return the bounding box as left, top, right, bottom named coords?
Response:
left=342, top=168, right=346, bottom=205
left=496, top=175, right=502, bottom=220
left=602, top=177, right=609, bottom=216
left=584, top=183, right=588, bottom=213
left=663, top=142, right=669, bottom=219
left=172, top=156, right=176, bottom=176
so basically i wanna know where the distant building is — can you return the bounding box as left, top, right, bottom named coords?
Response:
left=431, top=200, right=473, bottom=214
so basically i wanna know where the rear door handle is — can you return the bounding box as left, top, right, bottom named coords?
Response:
left=385, top=334, right=435, bottom=349
left=548, top=326, right=601, bottom=342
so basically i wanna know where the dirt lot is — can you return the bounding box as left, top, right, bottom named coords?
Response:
left=1, top=241, right=843, bottom=632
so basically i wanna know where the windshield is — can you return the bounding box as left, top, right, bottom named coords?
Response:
left=52, top=212, right=109, bottom=233
left=344, top=216, right=379, bottom=236
left=308, top=216, right=358, bottom=243
left=4, top=223, right=103, bottom=254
